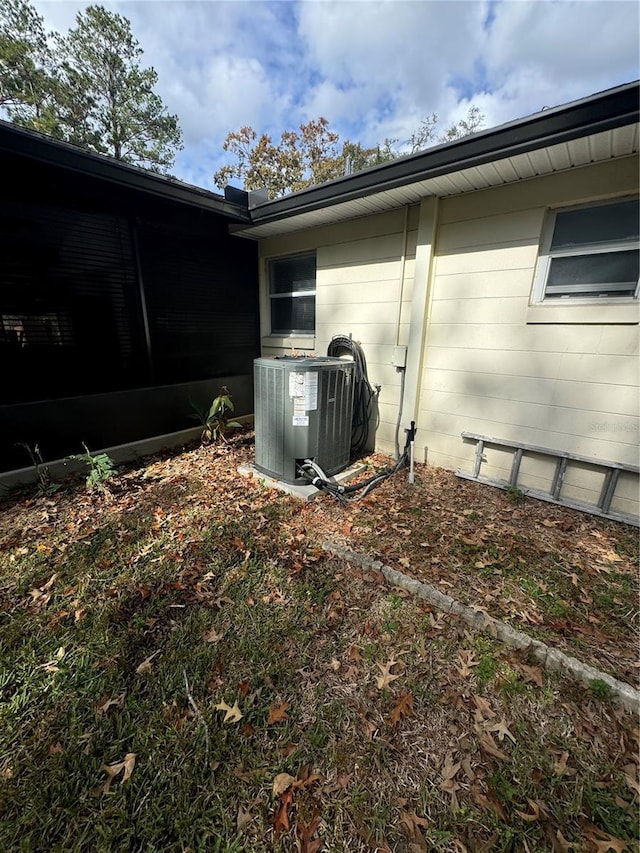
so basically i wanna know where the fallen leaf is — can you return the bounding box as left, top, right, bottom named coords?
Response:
left=347, top=645, right=363, bottom=663
left=475, top=727, right=511, bottom=761
left=96, top=752, right=136, bottom=795
left=272, top=788, right=294, bottom=838
left=441, top=752, right=461, bottom=781
left=591, top=840, right=626, bottom=853
left=400, top=809, right=429, bottom=851
left=519, top=664, right=544, bottom=688
left=472, top=694, right=496, bottom=721
left=622, top=763, right=640, bottom=797
left=546, top=826, right=576, bottom=853
left=440, top=752, right=462, bottom=811
left=376, top=658, right=402, bottom=690
left=203, top=626, right=225, bottom=643
left=486, top=718, right=516, bottom=743
left=515, top=798, right=541, bottom=822
left=584, top=825, right=628, bottom=852
left=296, top=811, right=323, bottom=853
left=291, top=764, right=324, bottom=791
left=472, top=786, right=508, bottom=822
left=336, top=772, right=352, bottom=788
left=268, top=702, right=290, bottom=725
left=390, top=691, right=414, bottom=727
left=460, top=756, right=475, bottom=782
left=96, top=692, right=126, bottom=716
left=136, top=650, right=160, bottom=675
left=455, top=649, right=479, bottom=678
left=236, top=805, right=254, bottom=831
left=554, top=750, right=569, bottom=776
left=601, top=549, right=623, bottom=563
left=215, top=700, right=243, bottom=724
left=272, top=772, right=296, bottom=796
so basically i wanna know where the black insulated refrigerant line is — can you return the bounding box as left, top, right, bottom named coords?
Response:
left=326, top=335, right=377, bottom=458
left=297, top=420, right=417, bottom=503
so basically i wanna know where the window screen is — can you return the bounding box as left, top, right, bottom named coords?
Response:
left=539, top=198, right=639, bottom=301
left=269, top=252, right=316, bottom=334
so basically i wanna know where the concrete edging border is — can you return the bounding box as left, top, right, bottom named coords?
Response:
left=322, top=540, right=640, bottom=715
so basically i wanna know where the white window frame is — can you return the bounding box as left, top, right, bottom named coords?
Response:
left=531, top=196, right=639, bottom=306
left=267, top=251, right=316, bottom=336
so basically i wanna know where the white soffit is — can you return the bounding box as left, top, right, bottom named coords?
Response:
left=235, top=124, right=639, bottom=240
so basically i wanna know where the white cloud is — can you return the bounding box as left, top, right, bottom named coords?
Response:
left=26, top=0, right=640, bottom=188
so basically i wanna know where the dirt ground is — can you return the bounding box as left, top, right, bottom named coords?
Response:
left=282, top=452, right=639, bottom=688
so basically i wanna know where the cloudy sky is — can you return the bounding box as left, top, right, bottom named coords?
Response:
left=31, top=0, right=639, bottom=192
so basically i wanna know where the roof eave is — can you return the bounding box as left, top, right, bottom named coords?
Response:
left=246, top=81, right=640, bottom=226
left=0, top=119, right=252, bottom=223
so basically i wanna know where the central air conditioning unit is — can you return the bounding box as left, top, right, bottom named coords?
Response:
left=254, top=356, right=354, bottom=484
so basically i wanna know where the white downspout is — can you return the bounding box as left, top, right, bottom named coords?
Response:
left=393, top=205, right=410, bottom=460
left=401, top=196, right=439, bottom=462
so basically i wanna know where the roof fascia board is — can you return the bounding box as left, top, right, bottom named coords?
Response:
left=0, top=120, right=252, bottom=222
left=248, top=82, right=639, bottom=225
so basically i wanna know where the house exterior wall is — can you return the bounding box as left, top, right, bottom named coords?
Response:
left=259, top=206, right=419, bottom=452
left=420, top=156, right=639, bottom=518
left=258, top=155, right=639, bottom=520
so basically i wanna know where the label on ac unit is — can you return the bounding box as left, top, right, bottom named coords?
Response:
left=292, top=398, right=308, bottom=426
left=289, top=371, right=318, bottom=426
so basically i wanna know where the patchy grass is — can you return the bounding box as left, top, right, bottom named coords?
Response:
left=0, top=436, right=638, bottom=852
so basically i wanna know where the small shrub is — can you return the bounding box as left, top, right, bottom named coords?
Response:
left=201, top=386, right=242, bottom=444
left=68, top=443, right=116, bottom=492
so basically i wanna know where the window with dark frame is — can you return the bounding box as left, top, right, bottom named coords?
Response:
left=268, top=252, right=316, bottom=335
left=534, top=197, right=639, bottom=302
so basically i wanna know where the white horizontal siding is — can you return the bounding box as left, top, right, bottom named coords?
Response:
left=437, top=209, right=544, bottom=252
left=423, top=371, right=637, bottom=419
left=425, top=347, right=640, bottom=384
left=438, top=156, right=638, bottom=224
left=296, top=209, right=419, bottom=446
left=420, top=161, right=639, bottom=519
left=429, top=297, right=530, bottom=325
left=435, top=244, right=539, bottom=276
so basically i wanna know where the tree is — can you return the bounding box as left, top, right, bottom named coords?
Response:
left=438, top=105, right=485, bottom=144
left=408, top=106, right=485, bottom=152
left=215, top=107, right=485, bottom=198
left=0, top=1, right=182, bottom=173
left=214, top=117, right=341, bottom=199
left=214, top=118, right=400, bottom=199
left=0, top=0, right=58, bottom=135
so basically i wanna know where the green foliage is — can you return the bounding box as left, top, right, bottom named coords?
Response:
left=201, top=386, right=242, bottom=444
left=0, top=0, right=182, bottom=172
left=214, top=118, right=347, bottom=199
left=589, top=678, right=614, bottom=701
left=476, top=651, right=499, bottom=685
left=68, top=442, right=115, bottom=492
left=505, top=484, right=525, bottom=504
left=0, top=0, right=62, bottom=136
